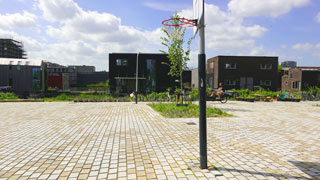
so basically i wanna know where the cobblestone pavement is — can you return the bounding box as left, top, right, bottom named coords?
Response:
left=0, top=101, right=319, bottom=180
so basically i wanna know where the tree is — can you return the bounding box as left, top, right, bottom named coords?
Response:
left=160, top=12, right=192, bottom=93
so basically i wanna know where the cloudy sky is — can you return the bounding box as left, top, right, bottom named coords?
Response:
left=0, top=0, right=319, bottom=71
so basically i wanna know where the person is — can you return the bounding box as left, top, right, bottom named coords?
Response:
left=210, top=90, right=216, bottom=97
left=216, top=82, right=223, bottom=100
left=130, top=91, right=135, bottom=101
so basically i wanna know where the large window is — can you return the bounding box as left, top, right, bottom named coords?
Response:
left=260, top=80, right=271, bottom=86
left=116, top=59, right=128, bottom=66
left=225, top=63, right=236, bottom=69
left=260, top=64, right=272, bottom=70
left=289, top=71, right=293, bottom=78
left=209, top=62, right=214, bottom=73
left=225, top=79, right=236, bottom=86
left=292, top=81, right=300, bottom=90
left=146, top=59, right=156, bottom=92
left=32, top=68, right=41, bottom=90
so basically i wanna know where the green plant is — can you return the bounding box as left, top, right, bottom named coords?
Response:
left=175, top=88, right=181, bottom=95
left=0, top=92, right=19, bottom=100
left=160, top=12, right=192, bottom=94
left=148, top=103, right=232, bottom=118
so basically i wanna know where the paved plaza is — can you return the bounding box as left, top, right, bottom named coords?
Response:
left=0, top=101, right=319, bottom=180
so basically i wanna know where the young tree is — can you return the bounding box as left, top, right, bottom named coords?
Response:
left=160, top=12, right=192, bottom=94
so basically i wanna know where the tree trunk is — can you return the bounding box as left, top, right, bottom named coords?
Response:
left=180, top=72, right=183, bottom=104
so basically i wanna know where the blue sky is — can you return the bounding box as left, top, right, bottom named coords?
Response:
left=0, top=0, right=319, bottom=70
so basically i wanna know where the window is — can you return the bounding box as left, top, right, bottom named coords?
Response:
left=225, top=63, right=236, bottom=69
left=116, top=59, right=128, bottom=66
left=289, top=71, right=293, bottom=78
left=209, top=62, right=214, bottom=73
left=292, top=81, right=300, bottom=90
left=225, top=79, right=236, bottom=85
left=285, top=82, right=288, bottom=86
left=16, top=66, right=21, bottom=71
left=260, top=64, right=272, bottom=70
left=25, top=61, right=30, bottom=66
left=260, top=80, right=271, bottom=86
left=122, top=60, right=128, bottom=66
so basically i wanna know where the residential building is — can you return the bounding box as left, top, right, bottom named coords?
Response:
left=109, top=53, right=191, bottom=95
left=77, top=71, right=109, bottom=85
left=47, top=62, right=76, bottom=89
left=281, top=61, right=297, bottom=68
left=0, top=39, right=27, bottom=59
left=68, top=65, right=95, bottom=73
left=282, top=67, right=320, bottom=92
left=0, top=58, right=46, bottom=95
left=207, top=56, right=279, bottom=91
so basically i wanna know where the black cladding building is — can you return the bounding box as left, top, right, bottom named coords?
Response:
left=109, top=53, right=191, bottom=95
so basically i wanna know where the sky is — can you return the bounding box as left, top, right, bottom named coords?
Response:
left=0, top=0, right=319, bottom=71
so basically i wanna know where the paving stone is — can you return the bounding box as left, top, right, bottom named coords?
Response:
left=0, top=102, right=319, bottom=180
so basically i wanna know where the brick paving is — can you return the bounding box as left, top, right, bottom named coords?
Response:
left=0, top=101, right=319, bottom=180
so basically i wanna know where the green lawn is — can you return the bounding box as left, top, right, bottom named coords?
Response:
left=148, top=103, right=232, bottom=118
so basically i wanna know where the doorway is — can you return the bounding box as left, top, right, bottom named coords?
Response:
left=240, top=77, right=253, bottom=90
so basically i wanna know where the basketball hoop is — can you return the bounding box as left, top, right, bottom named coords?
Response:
left=162, top=18, right=197, bottom=28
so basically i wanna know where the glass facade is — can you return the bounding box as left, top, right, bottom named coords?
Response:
left=146, top=59, right=156, bottom=92
left=32, top=68, right=41, bottom=90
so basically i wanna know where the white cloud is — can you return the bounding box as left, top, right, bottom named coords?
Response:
left=0, top=11, right=37, bottom=29
left=143, top=2, right=191, bottom=12
left=0, top=29, right=43, bottom=52
left=316, top=12, right=320, bottom=23
left=228, top=0, right=311, bottom=17
left=180, top=4, right=267, bottom=54
left=38, top=0, right=81, bottom=22
left=292, top=42, right=320, bottom=57
left=35, top=0, right=165, bottom=70
left=292, top=43, right=313, bottom=51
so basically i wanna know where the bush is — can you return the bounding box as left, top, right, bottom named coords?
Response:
left=0, top=92, right=19, bottom=100
left=148, top=103, right=232, bottom=118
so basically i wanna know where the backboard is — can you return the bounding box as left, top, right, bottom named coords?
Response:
left=193, top=0, right=204, bottom=36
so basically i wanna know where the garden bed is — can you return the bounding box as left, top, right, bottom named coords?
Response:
left=148, top=103, right=232, bottom=118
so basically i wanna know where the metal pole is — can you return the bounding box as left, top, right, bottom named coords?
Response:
left=135, top=52, right=139, bottom=104
left=198, top=0, right=207, bottom=169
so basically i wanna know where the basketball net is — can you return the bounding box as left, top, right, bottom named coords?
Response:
left=164, top=25, right=186, bottom=41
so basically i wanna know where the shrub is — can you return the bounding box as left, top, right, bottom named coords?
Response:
left=148, top=103, right=232, bottom=118
left=0, top=92, right=19, bottom=100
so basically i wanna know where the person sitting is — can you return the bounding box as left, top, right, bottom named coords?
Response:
left=216, top=82, right=223, bottom=100
left=130, top=91, right=135, bottom=101
left=210, top=90, right=216, bottom=97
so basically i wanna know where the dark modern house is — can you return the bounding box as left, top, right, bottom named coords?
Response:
left=77, top=71, right=109, bottom=85
left=0, top=39, right=27, bottom=59
left=207, top=56, right=279, bottom=91
left=0, top=58, right=46, bottom=96
left=282, top=67, right=320, bottom=92
left=109, top=53, right=191, bottom=95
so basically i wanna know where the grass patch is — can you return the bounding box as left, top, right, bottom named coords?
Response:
left=313, top=104, right=320, bottom=107
left=43, top=93, right=115, bottom=102
left=148, top=103, right=232, bottom=118
left=0, top=92, right=19, bottom=100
